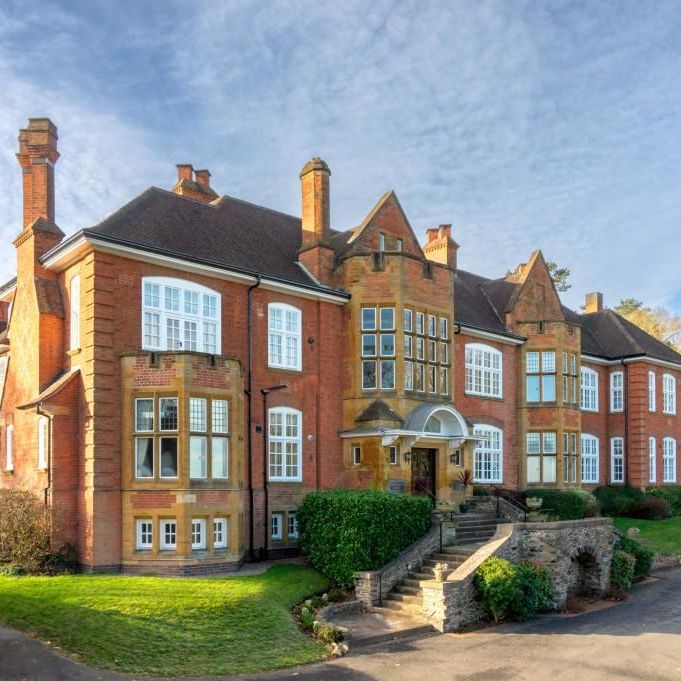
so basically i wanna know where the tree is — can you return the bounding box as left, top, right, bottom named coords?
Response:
left=546, top=262, right=571, bottom=292
left=614, top=299, right=681, bottom=352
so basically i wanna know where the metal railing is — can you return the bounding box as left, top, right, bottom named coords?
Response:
left=491, top=486, right=529, bottom=522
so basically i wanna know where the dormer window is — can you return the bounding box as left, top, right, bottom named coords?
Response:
left=142, top=277, right=221, bottom=354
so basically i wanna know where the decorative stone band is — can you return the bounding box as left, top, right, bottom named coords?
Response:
left=421, top=517, right=616, bottom=632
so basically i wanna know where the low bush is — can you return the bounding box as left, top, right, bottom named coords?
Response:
left=521, top=488, right=599, bottom=520
left=0, top=563, right=27, bottom=576
left=474, top=556, right=554, bottom=623
left=610, top=550, right=636, bottom=591
left=472, top=485, right=490, bottom=497
left=615, top=537, right=654, bottom=580
left=647, top=486, right=681, bottom=516
left=313, top=622, right=345, bottom=644
left=297, top=490, right=432, bottom=587
left=628, top=496, right=670, bottom=520
left=594, top=486, right=645, bottom=517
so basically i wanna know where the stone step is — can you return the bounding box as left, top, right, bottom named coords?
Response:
left=394, top=583, right=421, bottom=596
left=407, top=571, right=435, bottom=582
left=386, top=591, right=422, bottom=605
left=381, top=598, right=424, bottom=615
left=456, top=519, right=498, bottom=527
left=402, top=577, right=423, bottom=588
left=456, top=529, right=497, bottom=537
left=429, top=554, right=466, bottom=566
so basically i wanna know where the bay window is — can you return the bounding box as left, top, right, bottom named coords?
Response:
left=142, top=277, right=220, bottom=354
left=562, top=352, right=577, bottom=404
left=526, top=351, right=556, bottom=402
left=360, top=306, right=394, bottom=390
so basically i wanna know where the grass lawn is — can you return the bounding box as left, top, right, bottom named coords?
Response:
left=0, top=564, right=329, bottom=677
left=615, top=517, right=681, bottom=556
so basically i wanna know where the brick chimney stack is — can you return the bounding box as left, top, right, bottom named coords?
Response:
left=172, top=164, right=218, bottom=203
left=423, top=224, right=458, bottom=270
left=300, top=157, right=330, bottom=246
left=584, top=291, right=604, bottom=313
left=16, top=118, right=60, bottom=229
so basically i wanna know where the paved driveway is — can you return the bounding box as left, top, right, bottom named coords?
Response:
left=2, top=569, right=681, bottom=681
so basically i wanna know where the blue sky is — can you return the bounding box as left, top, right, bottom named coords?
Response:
left=1, top=0, right=681, bottom=311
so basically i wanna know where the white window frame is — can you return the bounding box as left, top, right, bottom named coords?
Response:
left=135, top=437, right=155, bottom=479
left=160, top=519, right=177, bottom=550
left=268, top=303, right=302, bottom=371
left=610, top=371, right=624, bottom=413
left=213, top=517, right=228, bottom=549
left=37, top=416, right=48, bottom=470
left=288, top=511, right=299, bottom=539
left=135, top=398, right=154, bottom=432
left=136, top=519, right=153, bottom=550
left=473, top=425, right=503, bottom=483
left=352, top=445, right=361, bottom=465
left=649, top=371, right=656, bottom=412
left=580, top=367, right=598, bottom=412
left=663, top=437, right=677, bottom=483
left=663, top=373, right=676, bottom=415
left=69, top=274, right=80, bottom=350
left=141, top=276, right=221, bottom=354
left=5, top=425, right=13, bottom=472
left=610, top=437, right=625, bottom=484
left=464, top=343, right=502, bottom=398
left=268, top=407, right=302, bottom=482
left=271, top=512, right=283, bottom=540
left=581, top=434, right=599, bottom=484
left=191, top=518, right=206, bottom=550
left=388, top=445, right=398, bottom=465
left=649, top=436, right=657, bottom=484
left=189, top=436, right=208, bottom=479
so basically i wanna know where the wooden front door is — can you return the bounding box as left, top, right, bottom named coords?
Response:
left=411, top=448, right=436, bottom=501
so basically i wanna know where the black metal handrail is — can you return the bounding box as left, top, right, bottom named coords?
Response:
left=491, top=486, right=528, bottom=522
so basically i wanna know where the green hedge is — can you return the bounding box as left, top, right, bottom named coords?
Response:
left=615, top=537, right=654, bottom=581
left=296, top=490, right=432, bottom=587
left=473, top=557, right=554, bottom=623
left=522, top=489, right=599, bottom=520
left=593, top=486, right=645, bottom=517
left=647, top=487, right=681, bottom=516
left=610, top=550, right=636, bottom=590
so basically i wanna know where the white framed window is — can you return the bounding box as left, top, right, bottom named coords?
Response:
left=191, top=518, right=206, bottom=550
left=189, top=436, right=207, bottom=479
left=268, top=407, right=302, bottom=481
left=189, top=397, right=207, bottom=432
left=213, top=517, right=228, bottom=549
left=37, top=416, right=48, bottom=470
left=473, top=425, right=503, bottom=483
left=440, top=317, right=449, bottom=340
left=526, top=431, right=557, bottom=483
left=136, top=519, right=153, bottom=550
left=428, top=314, right=437, bottom=337
left=361, top=307, right=376, bottom=331
left=212, top=400, right=228, bottom=433
left=159, top=397, right=178, bottom=431
left=268, top=303, right=302, bottom=371
left=352, top=445, right=361, bottom=465
left=580, top=367, right=598, bottom=411
left=135, top=398, right=154, bottom=432
left=69, top=274, right=80, bottom=350
left=212, top=437, right=229, bottom=479
left=135, top=437, right=154, bottom=478
left=389, top=445, right=398, bottom=465
left=465, top=343, right=502, bottom=398
left=5, top=425, right=13, bottom=472
left=416, top=312, right=424, bottom=335
left=649, top=437, right=657, bottom=484
left=649, top=371, right=656, bottom=412
left=663, top=374, right=676, bottom=415
left=288, top=512, right=299, bottom=539
left=581, top=434, right=599, bottom=484
left=142, top=277, right=220, bottom=354
left=403, top=308, right=413, bottom=333
left=610, top=437, right=624, bottom=483
left=610, top=371, right=624, bottom=412
left=663, top=437, right=677, bottom=483
left=160, top=519, right=177, bottom=550
left=271, top=513, right=283, bottom=540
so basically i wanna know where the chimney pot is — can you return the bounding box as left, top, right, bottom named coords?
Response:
left=584, top=291, right=604, bottom=314
left=195, top=169, right=211, bottom=187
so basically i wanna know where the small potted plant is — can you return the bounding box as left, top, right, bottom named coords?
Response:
left=458, top=469, right=473, bottom=513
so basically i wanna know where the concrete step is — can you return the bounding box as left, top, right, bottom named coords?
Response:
left=381, top=598, right=424, bottom=615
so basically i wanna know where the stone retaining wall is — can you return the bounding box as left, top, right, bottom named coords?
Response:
left=421, top=518, right=616, bottom=632
left=355, top=519, right=456, bottom=606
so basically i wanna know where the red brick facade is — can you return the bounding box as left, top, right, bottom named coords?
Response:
left=1, top=118, right=679, bottom=573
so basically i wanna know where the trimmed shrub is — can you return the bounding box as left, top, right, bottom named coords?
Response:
left=0, top=490, right=51, bottom=573
left=474, top=557, right=554, bottom=623
left=615, top=537, right=654, bottom=581
left=594, top=486, right=645, bottom=517
left=297, top=490, right=432, bottom=587
left=628, top=496, right=670, bottom=520
left=647, top=486, right=681, bottom=516
left=521, top=489, right=599, bottom=520
left=610, top=550, right=636, bottom=590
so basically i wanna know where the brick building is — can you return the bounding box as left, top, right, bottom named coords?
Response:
left=1, top=118, right=679, bottom=573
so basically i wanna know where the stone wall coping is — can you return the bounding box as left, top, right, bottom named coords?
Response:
left=512, top=517, right=614, bottom=531
left=316, top=599, right=365, bottom=627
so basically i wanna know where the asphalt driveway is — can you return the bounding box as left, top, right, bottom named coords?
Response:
left=2, top=568, right=681, bottom=681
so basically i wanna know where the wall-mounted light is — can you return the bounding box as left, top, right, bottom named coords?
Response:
left=450, top=449, right=461, bottom=466
left=404, top=450, right=412, bottom=463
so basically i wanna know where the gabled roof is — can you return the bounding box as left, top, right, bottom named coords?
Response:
left=456, top=268, right=681, bottom=365
left=63, top=187, right=347, bottom=296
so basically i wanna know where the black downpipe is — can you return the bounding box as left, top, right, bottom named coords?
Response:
left=246, top=276, right=262, bottom=561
